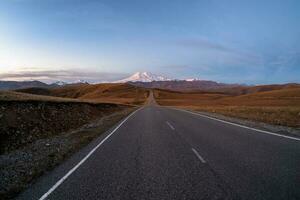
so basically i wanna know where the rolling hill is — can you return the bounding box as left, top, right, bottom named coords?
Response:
left=0, top=80, right=54, bottom=90
left=16, top=83, right=150, bottom=105
left=154, top=85, right=300, bottom=127
left=11, top=80, right=300, bottom=126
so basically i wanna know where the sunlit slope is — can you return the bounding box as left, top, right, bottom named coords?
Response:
left=154, top=86, right=300, bottom=127
left=154, top=85, right=300, bottom=106
left=17, top=83, right=149, bottom=105
left=212, top=83, right=299, bottom=95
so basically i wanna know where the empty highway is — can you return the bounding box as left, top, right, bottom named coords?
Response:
left=18, top=93, right=300, bottom=200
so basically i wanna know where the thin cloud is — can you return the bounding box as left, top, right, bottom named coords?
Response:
left=0, top=70, right=128, bottom=83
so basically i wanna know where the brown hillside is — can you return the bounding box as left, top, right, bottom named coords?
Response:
left=17, top=83, right=149, bottom=105
left=154, top=86, right=300, bottom=127
left=220, top=87, right=300, bottom=107
left=154, top=86, right=300, bottom=107
left=0, top=91, right=80, bottom=102
left=210, top=83, right=300, bottom=96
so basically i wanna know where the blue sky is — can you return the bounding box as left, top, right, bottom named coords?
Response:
left=0, top=0, right=299, bottom=84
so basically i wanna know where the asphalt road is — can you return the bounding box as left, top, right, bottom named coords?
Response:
left=18, top=94, right=300, bottom=200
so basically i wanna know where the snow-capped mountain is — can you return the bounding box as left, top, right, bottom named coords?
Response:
left=53, top=81, right=68, bottom=86
left=52, top=80, right=89, bottom=86
left=115, top=72, right=171, bottom=83
left=185, top=78, right=201, bottom=82
left=75, top=79, right=89, bottom=84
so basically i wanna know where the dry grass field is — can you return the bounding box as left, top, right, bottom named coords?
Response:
left=17, top=83, right=149, bottom=105
left=0, top=90, right=81, bottom=102
left=154, top=86, right=300, bottom=127
left=9, top=83, right=300, bottom=127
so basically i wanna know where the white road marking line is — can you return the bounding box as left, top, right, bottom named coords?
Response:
left=166, top=121, right=175, bottom=130
left=38, top=107, right=143, bottom=200
left=175, top=108, right=300, bottom=142
left=191, top=148, right=206, bottom=163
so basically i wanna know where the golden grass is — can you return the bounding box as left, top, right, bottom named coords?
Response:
left=154, top=87, right=300, bottom=127
left=17, top=83, right=149, bottom=105
left=0, top=91, right=80, bottom=102
left=181, top=106, right=300, bottom=127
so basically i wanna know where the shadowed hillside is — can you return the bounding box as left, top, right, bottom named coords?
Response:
left=0, top=80, right=53, bottom=90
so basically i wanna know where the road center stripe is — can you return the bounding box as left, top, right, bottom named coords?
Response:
left=191, top=148, right=206, bottom=163
left=166, top=121, right=175, bottom=130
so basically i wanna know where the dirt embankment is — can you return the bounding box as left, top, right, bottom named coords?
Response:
left=0, top=101, right=129, bottom=153
left=0, top=100, right=134, bottom=199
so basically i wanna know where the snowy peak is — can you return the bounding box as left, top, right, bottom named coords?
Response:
left=52, top=80, right=89, bottom=86
left=115, top=72, right=171, bottom=83
left=75, top=79, right=89, bottom=84
left=185, top=78, right=201, bottom=82
left=53, top=81, right=68, bottom=86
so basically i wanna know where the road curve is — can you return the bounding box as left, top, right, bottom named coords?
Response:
left=17, top=94, right=300, bottom=200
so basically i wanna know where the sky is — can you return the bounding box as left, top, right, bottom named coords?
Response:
left=0, top=0, right=300, bottom=84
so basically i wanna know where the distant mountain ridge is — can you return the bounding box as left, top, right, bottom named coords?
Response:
left=1, top=71, right=299, bottom=92
left=130, top=80, right=242, bottom=91
left=0, top=71, right=241, bottom=91
left=0, top=80, right=90, bottom=91
left=0, top=80, right=54, bottom=91
left=113, top=72, right=243, bottom=91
